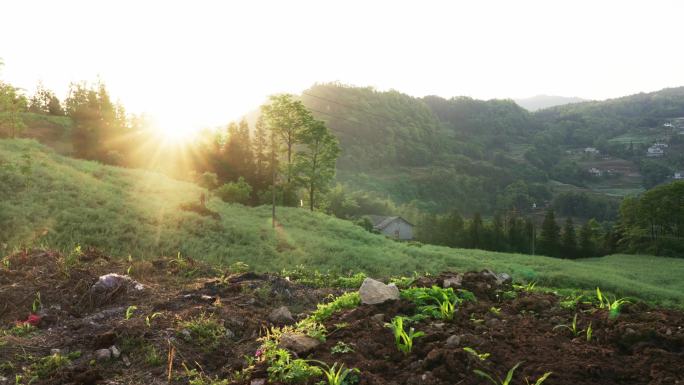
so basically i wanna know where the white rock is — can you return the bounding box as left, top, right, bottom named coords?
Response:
left=95, top=348, right=112, bottom=361
left=109, top=345, right=121, bottom=359
left=359, top=278, right=399, bottom=305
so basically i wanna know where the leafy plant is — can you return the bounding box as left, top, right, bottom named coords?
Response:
left=525, top=372, right=553, bottom=385
left=463, top=347, right=490, bottom=361
left=4, top=323, right=36, bottom=337
left=401, top=286, right=460, bottom=320
left=489, top=307, right=501, bottom=316
left=474, top=362, right=522, bottom=385
left=145, top=345, right=162, bottom=366
left=31, top=292, right=41, bottom=313
left=514, top=281, right=537, bottom=292
left=310, top=292, right=360, bottom=322
left=586, top=322, right=593, bottom=342
left=266, top=349, right=322, bottom=383
left=553, top=313, right=583, bottom=337
left=229, top=261, right=250, bottom=274
left=125, top=305, right=138, bottom=320
left=596, top=287, right=630, bottom=318
left=310, top=361, right=360, bottom=385
left=385, top=316, right=424, bottom=355
left=295, top=318, right=327, bottom=342
left=179, top=313, right=226, bottom=348
left=331, top=341, right=355, bottom=355
left=145, top=312, right=162, bottom=327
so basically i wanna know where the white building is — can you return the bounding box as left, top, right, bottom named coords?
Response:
left=584, top=147, right=600, bottom=155
left=647, top=146, right=664, bottom=157
left=588, top=167, right=602, bottom=177
left=674, top=172, right=684, bottom=180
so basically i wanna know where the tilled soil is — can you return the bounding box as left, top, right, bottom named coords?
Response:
left=1, top=250, right=683, bottom=385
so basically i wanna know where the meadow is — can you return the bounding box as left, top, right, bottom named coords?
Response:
left=2, top=139, right=684, bottom=308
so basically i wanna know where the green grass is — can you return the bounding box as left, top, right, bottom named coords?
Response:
left=2, top=139, right=684, bottom=308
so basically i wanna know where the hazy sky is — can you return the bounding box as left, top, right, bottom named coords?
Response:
left=2, top=0, right=683, bottom=133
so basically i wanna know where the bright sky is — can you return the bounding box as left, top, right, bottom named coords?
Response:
left=2, top=0, right=683, bottom=135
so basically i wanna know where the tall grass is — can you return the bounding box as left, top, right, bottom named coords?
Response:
left=2, top=139, right=684, bottom=307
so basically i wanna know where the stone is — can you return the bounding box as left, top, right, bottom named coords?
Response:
left=279, top=333, right=321, bottom=355
left=94, top=348, right=112, bottom=361
left=359, top=278, right=399, bottom=305
left=50, top=348, right=62, bottom=355
left=225, top=328, right=235, bottom=339
left=496, top=273, right=513, bottom=285
left=371, top=313, right=385, bottom=323
left=442, top=274, right=463, bottom=288
left=122, top=355, right=131, bottom=367
left=445, top=335, right=461, bottom=348
left=91, top=273, right=144, bottom=293
left=250, top=379, right=266, bottom=385
left=269, top=306, right=295, bottom=325
left=109, top=345, right=121, bottom=359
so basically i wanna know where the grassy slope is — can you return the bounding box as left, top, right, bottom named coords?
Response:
left=2, top=139, right=684, bottom=307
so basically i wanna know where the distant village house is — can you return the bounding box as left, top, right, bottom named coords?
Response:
left=584, top=147, right=600, bottom=155
left=368, top=215, right=414, bottom=241
left=647, top=145, right=664, bottom=157
left=675, top=171, right=684, bottom=180
left=588, top=167, right=602, bottom=177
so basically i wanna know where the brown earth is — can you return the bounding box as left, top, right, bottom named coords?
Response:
left=1, top=250, right=683, bottom=385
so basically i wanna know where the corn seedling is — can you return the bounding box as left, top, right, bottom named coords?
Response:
left=146, top=312, right=162, bottom=327
left=310, top=361, right=360, bottom=385
left=32, top=292, right=41, bottom=313
left=266, top=349, right=322, bottom=383
left=463, top=347, right=490, bottom=361
left=514, top=281, right=537, bottom=292
left=525, top=372, right=553, bottom=385
left=125, top=305, right=138, bottom=320
left=401, top=286, right=461, bottom=320
left=474, top=362, right=522, bottom=385
left=385, top=316, right=424, bottom=355
left=596, top=287, right=630, bottom=319
left=553, top=313, right=583, bottom=337
left=489, top=307, right=501, bottom=316
left=586, top=322, right=593, bottom=342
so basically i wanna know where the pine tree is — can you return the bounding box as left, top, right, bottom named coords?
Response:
left=538, top=209, right=560, bottom=257
left=468, top=213, right=484, bottom=249
left=579, top=221, right=595, bottom=258
left=561, top=217, right=578, bottom=259
left=443, top=209, right=464, bottom=247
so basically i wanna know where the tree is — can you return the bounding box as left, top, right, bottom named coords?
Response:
left=28, top=81, right=63, bottom=115
left=260, top=94, right=313, bottom=184
left=0, top=82, right=27, bottom=138
left=538, top=209, right=560, bottom=257
left=468, top=213, right=484, bottom=249
left=579, top=221, right=595, bottom=258
left=253, top=115, right=270, bottom=188
left=442, top=209, right=465, bottom=247
left=294, top=119, right=340, bottom=211
left=215, top=177, right=252, bottom=205
left=560, top=217, right=578, bottom=259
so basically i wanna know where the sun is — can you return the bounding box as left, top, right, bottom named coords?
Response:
left=149, top=114, right=205, bottom=144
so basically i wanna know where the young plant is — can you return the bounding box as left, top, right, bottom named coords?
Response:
left=586, top=322, right=593, bottom=342
left=179, top=313, right=226, bottom=348
left=125, top=305, right=138, bottom=320
left=400, top=286, right=459, bottom=320
left=474, top=362, right=522, bottom=385
left=514, top=281, right=537, bottom=292
left=385, top=316, right=424, bottom=355
left=596, top=287, right=630, bottom=319
left=145, top=345, right=163, bottom=366
left=463, top=347, right=490, bottom=361
left=32, top=292, right=41, bottom=313
left=553, top=313, right=583, bottom=337
left=311, top=361, right=359, bottom=385
left=331, top=341, right=355, bottom=355
left=146, top=312, right=162, bottom=327
left=525, top=372, right=553, bottom=385
left=266, top=349, right=322, bottom=383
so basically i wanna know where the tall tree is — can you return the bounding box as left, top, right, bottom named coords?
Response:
left=468, top=213, right=484, bottom=249
left=253, top=115, right=270, bottom=187
left=579, top=221, right=595, bottom=258
left=538, top=209, right=560, bottom=257
left=294, top=119, right=340, bottom=211
left=0, top=82, right=27, bottom=138
left=560, top=217, right=578, bottom=259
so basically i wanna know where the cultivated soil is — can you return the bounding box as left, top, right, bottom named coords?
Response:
left=1, top=249, right=683, bottom=385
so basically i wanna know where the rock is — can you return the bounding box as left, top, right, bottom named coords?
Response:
left=445, top=335, right=461, bottom=348
left=359, top=278, right=399, bottom=305
left=269, top=306, right=295, bottom=325
left=91, top=273, right=144, bottom=293
left=122, top=355, right=131, bottom=367
left=109, top=345, right=121, bottom=359
left=433, top=322, right=445, bottom=329
left=425, top=348, right=443, bottom=365
left=250, top=379, right=266, bottom=385
left=225, top=328, right=235, bottom=339
left=485, top=318, right=501, bottom=329
left=279, top=333, right=321, bottom=355
left=442, top=274, right=463, bottom=288
left=94, top=348, right=112, bottom=361
left=496, top=273, right=512, bottom=285
left=180, top=329, right=192, bottom=341
left=50, top=348, right=62, bottom=355
left=371, top=313, right=385, bottom=323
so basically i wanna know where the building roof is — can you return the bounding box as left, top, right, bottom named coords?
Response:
left=367, top=215, right=413, bottom=230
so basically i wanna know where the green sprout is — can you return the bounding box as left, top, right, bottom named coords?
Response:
left=310, top=361, right=359, bottom=385
left=125, top=305, right=138, bottom=320
left=385, top=316, right=424, bottom=355
left=474, top=362, right=522, bottom=385
left=553, top=313, right=583, bottom=337
left=463, top=347, right=490, bottom=361
left=596, top=287, right=630, bottom=319
left=331, top=341, right=355, bottom=355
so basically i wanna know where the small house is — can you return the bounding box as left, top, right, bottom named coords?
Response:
left=647, top=146, right=664, bottom=157
left=368, top=215, right=414, bottom=241
left=675, top=172, right=684, bottom=180
left=588, top=167, right=602, bottom=177
left=584, top=147, right=600, bottom=155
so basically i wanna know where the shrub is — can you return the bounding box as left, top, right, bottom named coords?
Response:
left=215, top=177, right=252, bottom=204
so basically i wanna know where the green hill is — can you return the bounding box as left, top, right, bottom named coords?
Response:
left=1, top=139, right=684, bottom=307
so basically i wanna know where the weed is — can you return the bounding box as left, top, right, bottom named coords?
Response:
left=228, top=261, right=250, bottom=274
left=385, top=316, right=424, bottom=355
left=553, top=313, right=583, bottom=337
left=31, top=292, right=41, bottom=313
left=125, top=305, right=138, bottom=320
left=29, top=352, right=81, bottom=379
left=469, top=313, right=484, bottom=324
left=5, top=323, right=36, bottom=337
left=463, top=347, right=490, bottom=361
left=514, top=281, right=537, bottom=292
left=295, top=318, right=327, bottom=342
left=310, top=361, right=360, bottom=385
left=331, top=341, right=355, bottom=355
left=60, top=244, right=81, bottom=276
left=501, top=290, right=517, bottom=300
left=489, top=307, right=501, bottom=316
left=401, top=286, right=460, bottom=320
left=336, top=272, right=367, bottom=288
left=0, top=256, right=9, bottom=270
left=145, top=346, right=163, bottom=367
left=586, top=322, right=593, bottom=342
left=179, top=313, right=226, bottom=348
left=310, top=292, right=360, bottom=322
left=266, top=349, right=322, bottom=383
left=182, top=363, right=229, bottom=385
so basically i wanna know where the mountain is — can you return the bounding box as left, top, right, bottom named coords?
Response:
left=514, top=94, right=587, bottom=111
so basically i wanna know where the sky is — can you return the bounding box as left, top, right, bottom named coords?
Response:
left=2, top=0, right=683, bottom=135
